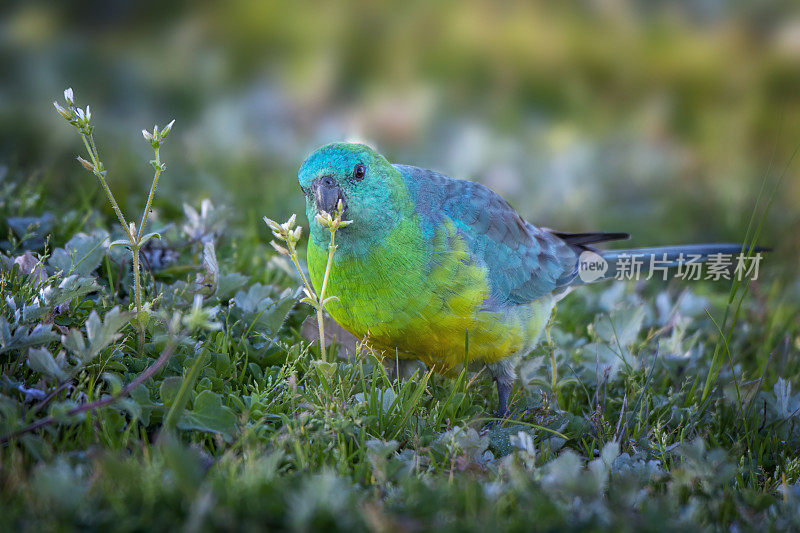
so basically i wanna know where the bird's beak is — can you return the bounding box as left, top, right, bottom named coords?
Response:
left=310, top=176, right=345, bottom=214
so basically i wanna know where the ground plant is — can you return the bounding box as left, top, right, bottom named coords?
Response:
left=1, top=88, right=800, bottom=532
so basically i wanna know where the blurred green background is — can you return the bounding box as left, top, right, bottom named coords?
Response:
left=2, top=0, right=799, bottom=274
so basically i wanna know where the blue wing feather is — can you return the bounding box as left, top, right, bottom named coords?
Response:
left=395, top=164, right=579, bottom=308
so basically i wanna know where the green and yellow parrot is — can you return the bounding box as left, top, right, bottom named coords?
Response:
left=299, top=142, right=751, bottom=416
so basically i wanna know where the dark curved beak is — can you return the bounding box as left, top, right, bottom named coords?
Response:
left=311, top=176, right=344, bottom=213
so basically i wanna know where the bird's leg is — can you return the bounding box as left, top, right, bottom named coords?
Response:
left=487, top=359, right=516, bottom=419
left=495, top=377, right=512, bottom=419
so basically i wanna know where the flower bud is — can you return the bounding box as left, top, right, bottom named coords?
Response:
left=263, top=216, right=281, bottom=233
left=76, top=156, right=94, bottom=171
left=160, top=119, right=175, bottom=139
left=53, top=102, right=71, bottom=120
left=270, top=240, right=290, bottom=256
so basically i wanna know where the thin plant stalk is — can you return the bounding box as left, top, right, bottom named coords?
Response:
left=138, top=146, right=162, bottom=243
left=316, top=227, right=338, bottom=361
left=285, top=241, right=330, bottom=358
left=265, top=202, right=350, bottom=363
left=79, top=133, right=133, bottom=243
left=54, top=88, right=174, bottom=349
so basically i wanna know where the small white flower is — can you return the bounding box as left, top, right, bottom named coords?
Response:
left=63, top=87, right=74, bottom=104
left=142, top=129, right=153, bottom=141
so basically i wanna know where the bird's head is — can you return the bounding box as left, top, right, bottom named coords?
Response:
left=298, top=142, right=409, bottom=249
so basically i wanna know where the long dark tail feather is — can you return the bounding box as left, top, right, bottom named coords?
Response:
left=577, top=243, right=769, bottom=283
left=552, top=231, right=630, bottom=248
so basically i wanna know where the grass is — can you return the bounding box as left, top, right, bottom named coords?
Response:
left=1, top=102, right=800, bottom=531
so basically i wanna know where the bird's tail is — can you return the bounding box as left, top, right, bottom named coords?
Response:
left=576, top=243, right=767, bottom=284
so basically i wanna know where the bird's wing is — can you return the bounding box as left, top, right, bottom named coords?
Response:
left=395, top=164, right=580, bottom=307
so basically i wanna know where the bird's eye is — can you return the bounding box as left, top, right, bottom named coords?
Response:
left=353, top=163, right=366, bottom=180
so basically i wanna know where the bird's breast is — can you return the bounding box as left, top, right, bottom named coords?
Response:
left=306, top=218, right=550, bottom=369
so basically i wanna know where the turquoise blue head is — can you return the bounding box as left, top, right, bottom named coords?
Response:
left=298, top=142, right=409, bottom=248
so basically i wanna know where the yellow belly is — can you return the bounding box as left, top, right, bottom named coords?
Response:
left=308, top=218, right=555, bottom=372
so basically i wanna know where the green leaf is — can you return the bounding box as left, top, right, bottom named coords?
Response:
left=0, top=321, right=59, bottom=355
left=164, top=349, right=209, bottom=432
left=311, top=360, right=337, bottom=386
left=27, top=347, right=66, bottom=380
left=435, top=426, right=489, bottom=462
left=116, top=398, right=142, bottom=421
left=129, top=384, right=156, bottom=426
left=48, top=229, right=109, bottom=276
left=159, top=376, right=182, bottom=406
left=593, top=306, right=646, bottom=347
left=177, top=390, right=237, bottom=441
left=233, top=284, right=300, bottom=335
left=131, top=309, right=150, bottom=331
left=61, top=328, right=86, bottom=354
left=21, top=300, right=46, bottom=324
left=354, top=387, right=397, bottom=416
left=215, top=272, right=249, bottom=301
left=48, top=400, right=83, bottom=424
left=108, top=239, right=130, bottom=249
left=58, top=307, right=132, bottom=372
left=80, top=307, right=133, bottom=363
left=137, top=231, right=161, bottom=247
left=45, top=275, right=100, bottom=308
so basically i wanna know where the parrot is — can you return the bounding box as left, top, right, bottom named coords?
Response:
left=298, top=142, right=757, bottom=416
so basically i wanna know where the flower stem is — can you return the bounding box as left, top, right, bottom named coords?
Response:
left=289, top=251, right=313, bottom=297
left=317, top=231, right=337, bottom=362
left=137, top=147, right=161, bottom=242
left=80, top=131, right=143, bottom=348
left=132, top=248, right=143, bottom=313
left=288, top=249, right=326, bottom=357
left=80, top=133, right=133, bottom=243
